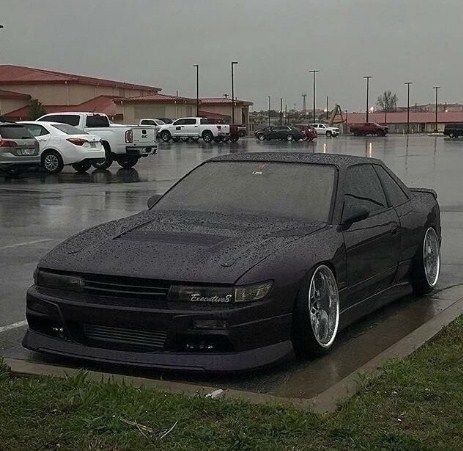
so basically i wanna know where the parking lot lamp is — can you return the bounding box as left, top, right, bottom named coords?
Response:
left=433, top=86, right=440, bottom=133
left=193, top=65, right=199, bottom=116
left=363, top=76, right=372, bottom=122
left=309, top=69, right=319, bottom=122
left=231, top=61, right=238, bottom=124
left=268, top=96, right=271, bottom=126
left=280, top=97, right=283, bottom=125
left=405, top=82, right=412, bottom=134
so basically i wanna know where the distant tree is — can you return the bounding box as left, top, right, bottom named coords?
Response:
left=377, top=91, right=398, bottom=112
left=376, top=90, right=398, bottom=124
left=28, top=99, right=46, bottom=120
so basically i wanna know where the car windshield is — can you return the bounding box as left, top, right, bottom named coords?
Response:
left=0, top=124, right=34, bottom=139
left=51, top=123, right=87, bottom=135
left=154, top=161, right=336, bottom=222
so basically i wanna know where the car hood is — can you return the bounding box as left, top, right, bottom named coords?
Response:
left=39, top=210, right=326, bottom=284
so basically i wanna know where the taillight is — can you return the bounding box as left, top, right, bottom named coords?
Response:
left=0, top=139, right=18, bottom=148
left=67, top=138, right=87, bottom=146
left=125, top=129, right=133, bottom=143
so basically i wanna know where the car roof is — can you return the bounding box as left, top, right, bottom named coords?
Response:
left=209, top=152, right=383, bottom=168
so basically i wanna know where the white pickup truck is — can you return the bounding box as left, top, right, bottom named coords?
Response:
left=157, top=117, right=231, bottom=143
left=310, top=123, right=340, bottom=137
left=37, top=112, right=157, bottom=169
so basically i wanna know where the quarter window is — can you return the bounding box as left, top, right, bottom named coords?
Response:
left=374, top=165, right=408, bottom=206
left=343, top=164, right=387, bottom=219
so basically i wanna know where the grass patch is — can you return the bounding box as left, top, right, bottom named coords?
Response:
left=1, top=316, right=462, bottom=449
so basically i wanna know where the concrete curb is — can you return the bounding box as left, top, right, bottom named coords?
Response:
left=6, top=293, right=463, bottom=414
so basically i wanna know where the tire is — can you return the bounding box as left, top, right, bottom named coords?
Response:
left=42, top=150, right=64, bottom=174
left=412, top=227, right=441, bottom=295
left=92, top=143, right=113, bottom=170
left=292, top=264, right=340, bottom=357
left=172, top=137, right=180, bottom=143
left=71, top=161, right=92, bottom=173
left=202, top=131, right=214, bottom=143
left=230, top=136, right=239, bottom=143
left=287, top=134, right=294, bottom=142
left=117, top=156, right=139, bottom=169
left=160, top=131, right=172, bottom=142
left=449, top=132, right=455, bottom=139
left=257, top=133, right=266, bottom=141
left=326, top=131, right=332, bottom=138
left=214, top=136, right=223, bottom=143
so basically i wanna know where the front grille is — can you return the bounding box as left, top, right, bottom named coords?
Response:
left=83, top=324, right=167, bottom=350
left=83, top=274, right=170, bottom=300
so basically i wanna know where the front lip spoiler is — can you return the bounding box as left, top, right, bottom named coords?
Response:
left=23, top=329, right=294, bottom=374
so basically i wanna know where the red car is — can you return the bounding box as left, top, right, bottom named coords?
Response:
left=296, top=124, right=318, bottom=141
left=350, top=122, right=388, bottom=136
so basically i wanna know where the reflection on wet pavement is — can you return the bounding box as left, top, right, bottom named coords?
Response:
left=1, top=134, right=463, bottom=399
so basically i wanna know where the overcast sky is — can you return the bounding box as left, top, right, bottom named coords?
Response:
left=1, top=0, right=461, bottom=111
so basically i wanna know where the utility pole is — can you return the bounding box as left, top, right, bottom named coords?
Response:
left=302, top=93, right=307, bottom=114
left=267, top=95, right=271, bottom=126
left=280, top=98, right=283, bottom=125
left=405, top=82, right=412, bottom=134
left=193, top=64, right=199, bottom=116
left=326, top=96, right=329, bottom=120
left=309, top=70, right=319, bottom=122
left=364, top=76, right=372, bottom=122
left=231, top=61, right=238, bottom=124
left=433, top=86, right=440, bottom=133
left=285, top=104, right=287, bottom=124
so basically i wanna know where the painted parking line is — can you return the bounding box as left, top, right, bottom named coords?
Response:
left=0, top=239, right=54, bottom=250
left=0, top=320, right=27, bottom=334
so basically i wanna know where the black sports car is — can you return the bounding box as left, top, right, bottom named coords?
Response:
left=24, top=153, right=441, bottom=372
left=255, top=125, right=305, bottom=142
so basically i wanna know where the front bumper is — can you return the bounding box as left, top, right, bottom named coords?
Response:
left=24, top=286, right=293, bottom=373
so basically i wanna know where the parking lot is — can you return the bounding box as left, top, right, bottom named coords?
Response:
left=1, top=134, right=463, bottom=399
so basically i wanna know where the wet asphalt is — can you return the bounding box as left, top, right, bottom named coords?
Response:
left=1, top=134, right=462, bottom=398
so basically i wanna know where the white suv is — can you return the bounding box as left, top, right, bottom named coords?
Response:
left=311, top=123, right=340, bottom=137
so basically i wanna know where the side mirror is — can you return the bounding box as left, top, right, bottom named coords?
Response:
left=147, top=194, right=162, bottom=209
left=342, top=206, right=369, bottom=228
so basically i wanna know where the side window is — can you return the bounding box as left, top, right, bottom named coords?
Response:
left=374, top=165, right=409, bottom=207
left=24, top=124, right=49, bottom=137
left=173, top=119, right=186, bottom=126
left=140, top=119, right=155, bottom=125
left=85, top=114, right=109, bottom=128
left=184, top=118, right=197, bottom=125
left=343, top=164, right=387, bottom=219
left=38, top=114, right=60, bottom=123
left=200, top=118, right=211, bottom=125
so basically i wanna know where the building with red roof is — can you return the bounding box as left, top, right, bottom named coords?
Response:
left=0, top=65, right=253, bottom=126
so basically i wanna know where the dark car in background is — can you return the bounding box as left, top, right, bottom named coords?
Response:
left=255, top=125, right=305, bottom=141
left=444, top=123, right=463, bottom=139
left=0, top=119, right=40, bottom=175
left=350, top=122, right=388, bottom=136
left=24, top=153, right=441, bottom=373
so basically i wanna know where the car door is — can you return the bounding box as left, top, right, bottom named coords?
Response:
left=342, top=164, right=401, bottom=304
left=172, top=118, right=186, bottom=137
left=23, top=124, right=51, bottom=154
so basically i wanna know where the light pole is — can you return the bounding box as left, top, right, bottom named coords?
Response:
left=302, top=93, right=307, bottom=114
left=326, top=96, right=329, bottom=120
left=364, top=76, right=372, bottom=122
left=231, top=61, right=238, bottom=124
left=280, top=97, right=283, bottom=125
left=267, top=96, right=271, bottom=126
left=193, top=64, right=199, bottom=117
left=433, top=86, right=440, bottom=133
left=309, top=69, right=319, bottom=122
left=405, top=82, right=412, bottom=134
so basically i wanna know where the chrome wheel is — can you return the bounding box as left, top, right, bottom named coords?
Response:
left=308, top=265, right=339, bottom=348
left=423, top=227, right=440, bottom=287
left=42, top=152, right=62, bottom=173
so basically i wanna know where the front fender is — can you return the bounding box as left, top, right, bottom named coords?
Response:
left=236, top=227, right=345, bottom=312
